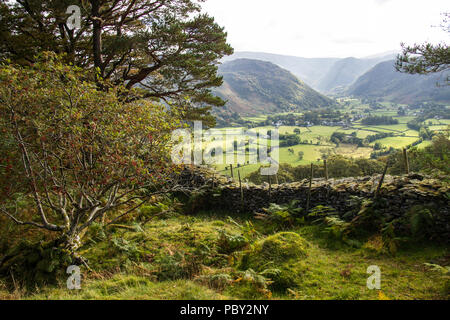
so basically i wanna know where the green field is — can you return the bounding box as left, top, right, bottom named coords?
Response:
left=208, top=123, right=424, bottom=178
left=209, top=99, right=449, bottom=178
left=370, top=136, right=419, bottom=149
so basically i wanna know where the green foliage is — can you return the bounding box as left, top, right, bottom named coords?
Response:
left=227, top=269, right=274, bottom=299
left=217, top=230, right=248, bottom=255
left=322, top=216, right=350, bottom=240
left=0, top=211, right=448, bottom=300
left=153, top=252, right=196, bottom=281
left=111, top=238, right=143, bottom=261
left=419, top=126, right=434, bottom=140
left=380, top=222, right=402, bottom=255
left=331, top=132, right=364, bottom=147
left=396, top=12, right=449, bottom=86
left=197, top=273, right=233, bottom=291
left=255, top=201, right=305, bottom=229
left=279, top=134, right=301, bottom=147
left=0, top=0, right=233, bottom=121
left=240, top=232, right=308, bottom=292
left=0, top=240, right=73, bottom=288
left=423, top=263, right=450, bottom=297
left=0, top=54, right=183, bottom=245
left=248, top=155, right=386, bottom=184
left=388, top=134, right=450, bottom=175
left=361, top=115, right=399, bottom=125
left=407, top=206, right=435, bottom=240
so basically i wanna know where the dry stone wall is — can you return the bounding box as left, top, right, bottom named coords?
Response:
left=180, top=168, right=449, bottom=241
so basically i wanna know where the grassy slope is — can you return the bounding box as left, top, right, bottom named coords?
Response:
left=1, top=212, right=447, bottom=300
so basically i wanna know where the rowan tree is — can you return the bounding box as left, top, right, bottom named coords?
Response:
left=0, top=53, right=184, bottom=252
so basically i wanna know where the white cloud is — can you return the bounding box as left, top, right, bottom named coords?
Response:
left=202, top=0, right=449, bottom=58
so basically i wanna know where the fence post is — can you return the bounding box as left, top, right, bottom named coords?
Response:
left=375, top=161, right=389, bottom=200
left=268, top=175, right=272, bottom=198
left=324, top=159, right=330, bottom=199
left=238, top=170, right=244, bottom=209
left=403, top=148, right=410, bottom=175
left=230, top=164, right=234, bottom=178
left=306, top=163, right=313, bottom=212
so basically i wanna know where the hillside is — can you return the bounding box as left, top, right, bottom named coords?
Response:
left=214, top=59, right=335, bottom=116
left=221, top=52, right=340, bottom=89
left=348, top=60, right=450, bottom=104
left=316, top=55, right=396, bottom=94
left=221, top=51, right=395, bottom=92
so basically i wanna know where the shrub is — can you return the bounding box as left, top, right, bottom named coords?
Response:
left=217, top=230, right=248, bottom=254
left=0, top=53, right=183, bottom=254
left=255, top=201, right=305, bottom=229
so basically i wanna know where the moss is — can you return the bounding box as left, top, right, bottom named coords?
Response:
left=1, top=210, right=448, bottom=300
left=245, top=232, right=308, bottom=264
left=444, top=279, right=450, bottom=298
left=240, top=232, right=309, bottom=291
left=26, top=275, right=230, bottom=300
left=225, top=281, right=270, bottom=300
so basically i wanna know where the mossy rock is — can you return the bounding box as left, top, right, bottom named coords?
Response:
left=240, top=232, right=309, bottom=291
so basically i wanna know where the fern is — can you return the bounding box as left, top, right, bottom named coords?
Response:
left=424, top=263, right=450, bottom=274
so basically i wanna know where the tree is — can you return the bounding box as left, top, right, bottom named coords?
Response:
left=0, top=54, right=183, bottom=253
left=397, top=106, right=407, bottom=116
left=396, top=13, right=449, bottom=85
left=373, top=142, right=383, bottom=151
left=419, top=126, right=435, bottom=141
left=0, top=0, right=233, bottom=125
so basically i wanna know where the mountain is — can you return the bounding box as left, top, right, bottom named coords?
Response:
left=222, top=51, right=395, bottom=93
left=221, top=52, right=339, bottom=89
left=362, top=50, right=399, bottom=59
left=214, top=59, right=335, bottom=116
left=348, top=60, right=450, bottom=104
left=316, top=54, right=396, bottom=93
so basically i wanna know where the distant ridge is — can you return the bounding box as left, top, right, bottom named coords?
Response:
left=316, top=53, right=397, bottom=93
left=348, top=60, right=450, bottom=104
left=221, top=52, right=339, bottom=89
left=222, top=51, right=396, bottom=93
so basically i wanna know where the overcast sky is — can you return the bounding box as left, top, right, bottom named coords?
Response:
left=202, top=0, right=449, bottom=58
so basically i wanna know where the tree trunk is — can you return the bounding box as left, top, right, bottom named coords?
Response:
left=91, top=0, right=103, bottom=77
